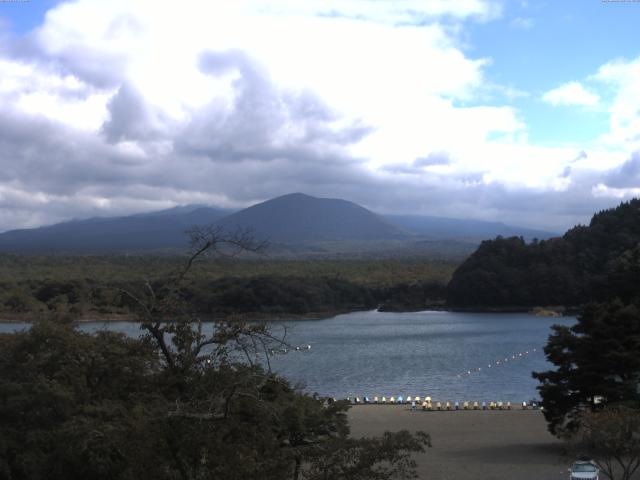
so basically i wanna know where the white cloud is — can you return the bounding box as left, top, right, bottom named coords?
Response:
left=592, top=56, right=640, bottom=150
left=592, top=184, right=640, bottom=199
left=542, top=81, right=600, bottom=107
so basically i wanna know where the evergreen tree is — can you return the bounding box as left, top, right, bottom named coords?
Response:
left=533, top=300, right=640, bottom=435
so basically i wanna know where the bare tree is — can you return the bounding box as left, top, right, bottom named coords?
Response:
left=116, top=226, right=276, bottom=367
left=115, top=226, right=293, bottom=427
left=567, top=405, right=640, bottom=480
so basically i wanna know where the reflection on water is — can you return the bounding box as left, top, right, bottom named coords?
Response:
left=0, top=310, right=574, bottom=401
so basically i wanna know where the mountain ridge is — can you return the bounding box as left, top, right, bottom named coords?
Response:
left=0, top=193, right=558, bottom=256
left=216, top=193, right=405, bottom=243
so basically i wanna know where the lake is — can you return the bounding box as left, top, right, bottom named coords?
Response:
left=0, top=310, right=574, bottom=402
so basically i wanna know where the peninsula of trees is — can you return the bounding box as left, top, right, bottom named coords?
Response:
left=447, top=199, right=640, bottom=309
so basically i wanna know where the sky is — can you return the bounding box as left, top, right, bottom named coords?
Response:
left=0, top=0, right=639, bottom=233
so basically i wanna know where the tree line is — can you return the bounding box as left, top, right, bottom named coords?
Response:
left=0, top=276, right=446, bottom=321
left=447, top=199, right=640, bottom=308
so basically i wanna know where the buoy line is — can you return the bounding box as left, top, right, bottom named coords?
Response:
left=267, top=344, right=312, bottom=355
left=455, top=347, right=539, bottom=379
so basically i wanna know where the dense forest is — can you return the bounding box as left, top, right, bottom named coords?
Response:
left=447, top=199, right=640, bottom=308
left=0, top=257, right=452, bottom=320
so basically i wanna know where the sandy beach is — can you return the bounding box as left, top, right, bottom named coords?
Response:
left=348, top=405, right=570, bottom=480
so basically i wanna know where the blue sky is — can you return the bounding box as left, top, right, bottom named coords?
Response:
left=0, top=0, right=639, bottom=232
left=466, top=0, right=639, bottom=145
left=0, top=0, right=60, bottom=34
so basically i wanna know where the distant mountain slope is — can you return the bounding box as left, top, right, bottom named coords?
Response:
left=0, top=192, right=561, bottom=256
left=385, top=215, right=556, bottom=241
left=446, top=198, right=640, bottom=308
left=0, top=206, right=232, bottom=254
left=217, top=193, right=405, bottom=243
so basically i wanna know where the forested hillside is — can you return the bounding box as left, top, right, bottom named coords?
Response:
left=0, top=257, right=453, bottom=320
left=446, top=199, right=640, bottom=308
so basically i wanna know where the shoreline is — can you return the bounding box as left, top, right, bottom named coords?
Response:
left=0, top=308, right=371, bottom=324
left=0, top=305, right=576, bottom=324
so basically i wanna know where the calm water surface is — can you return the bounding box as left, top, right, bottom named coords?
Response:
left=1, top=310, right=574, bottom=402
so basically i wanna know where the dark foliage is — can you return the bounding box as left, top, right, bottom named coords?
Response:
left=0, top=324, right=431, bottom=480
left=0, top=228, right=431, bottom=480
left=0, top=258, right=453, bottom=319
left=375, top=281, right=446, bottom=311
left=532, top=300, right=640, bottom=435
left=447, top=199, right=640, bottom=308
left=187, top=275, right=376, bottom=316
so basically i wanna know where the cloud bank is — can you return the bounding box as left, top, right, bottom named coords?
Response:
left=0, top=0, right=638, bottom=233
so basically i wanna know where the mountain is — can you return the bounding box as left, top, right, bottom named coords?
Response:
left=0, top=193, right=559, bottom=256
left=217, top=193, right=404, bottom=243
left=446, top=198, right=640, bottom=308
left=385, top=215, right=556, bottom=242
left=0, top=206, right=232, bottom=254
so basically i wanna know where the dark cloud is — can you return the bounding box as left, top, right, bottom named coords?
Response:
left=0, top=20, right=126, bottom=90
left=0, top=92, right=635, bottom=234
left=380, top=164, right=423, bottom=174
left=414, top=152, right=451, bottom=167
left=178, top=50, right=371, bottom=164
left=43, top=45, right=127, bottom=89
left=572, top=150, right=588, bottom=163
left=381, top=151, right=452, bottom=174
left=603, top=152, right=640, bottom=188
left=0, top=104, right=155, bottom=197
left=102, top=83, right=165, bottom=143
left=354, top=172, right=620, bottom=233
left=8, top=39, right=125, bottom=89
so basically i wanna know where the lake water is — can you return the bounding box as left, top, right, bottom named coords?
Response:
left=0, top=310, right=574, bottom=402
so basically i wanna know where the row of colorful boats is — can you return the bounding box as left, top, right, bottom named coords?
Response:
left=337, top=396, right=541, bottom=410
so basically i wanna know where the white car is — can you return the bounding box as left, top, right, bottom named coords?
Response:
left=568, top=460, right=599, bottom=480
